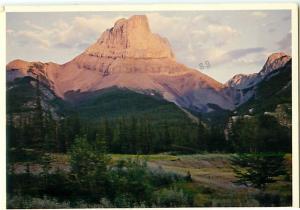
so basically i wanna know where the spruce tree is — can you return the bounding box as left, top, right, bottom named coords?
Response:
left=69, top=135, right=109, bottom=198
left=197, top=122, right=207, bottom=151
left=231, top=153, right=287, bottom=191
left=32, top=75, right=45, bottom=148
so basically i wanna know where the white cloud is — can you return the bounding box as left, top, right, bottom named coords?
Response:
left=146, top=12, right=188, bottom=48
left=12, top=15, right=125, bottom=51
left=147, top=13, right=238, bottom=47
left=207, top=24, right=239, bottom=46
left=277, top=32, right=291, bottom=55
left=191, top=26, right=239, bottom=48
left=146, top=13, right=184, bottom=32
left=231, top=52, right=266, bottom=66
left=207, top=24, right=237, bottom=35
left=17, top=30, right=51, bottom=48
left=251, top=11, right=267, bottom=18
left=145, top=12, right=241, bottom=69
left=204, top=47, right=266, bottom=67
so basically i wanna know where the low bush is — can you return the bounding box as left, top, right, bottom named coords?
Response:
left=7, top=195, right=70, bottom=209
left=153, top=187, right=191, bottom=207
left=149, top=166, right=186, bottom=186
left=254, top=192, right=291, bottom=207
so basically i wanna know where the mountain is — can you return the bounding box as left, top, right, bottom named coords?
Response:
left=226, top=52, right=291, bottom=89
left=6, top=76, right=70, bottom=130
left=7, top=15, right=235, bottom=113
left=225, top=73, right=258, bottom=90
left=8, top=75, right=198, bottom=120
left=236, top=58, right=291, bottom=116
left=225, top=52, right=291, bottom=106
left=65, top=87, right=197, bottom=123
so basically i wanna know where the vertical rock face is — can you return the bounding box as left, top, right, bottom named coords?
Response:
left=85, top=15, right=174, bottom=59
left=70, top=15, right=184, bottom=77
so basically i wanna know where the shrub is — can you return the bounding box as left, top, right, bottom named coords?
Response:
left=211, top=193, right=259, bottom=207
left=68, top=135, right=110, bottom=201
left=149, top=166, right=186, bottom=186
left=106, top=159, right=154, bottom=206
left=7, top=195, right=70, bottom=208
left=254, top=191, right=291, bottom=207
left=193, top=193, right=212, bottom=207
left=75, top=198, right=113, bottom=208
left=154, top=188, right=191, bottom=207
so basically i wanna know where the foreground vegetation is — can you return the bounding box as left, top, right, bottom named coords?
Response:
left=7, top=151, right=292, bottom=208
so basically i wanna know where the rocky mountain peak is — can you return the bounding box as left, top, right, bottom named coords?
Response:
left=225, top=73, right=258, bottom=89
left=114, top=15, right=150, bottom=31
left=260, top=52, right=291, bottom=76
left=265, top=52, right=290, bottom=63
left=84, top=15, right=174, bottom=59
left=226, top=52, right=291, bottom=89
left=225, top=52, right=292, bottom=107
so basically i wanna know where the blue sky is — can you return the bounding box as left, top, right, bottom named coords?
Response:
left=6, top=10, right=291, bottom=83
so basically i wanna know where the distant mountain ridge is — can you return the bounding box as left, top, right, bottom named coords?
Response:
left=226, top=52, right=291, bottom=90
left=236, top=58, right=292, bottom=115
left=225, top=52, right=291, bottom=106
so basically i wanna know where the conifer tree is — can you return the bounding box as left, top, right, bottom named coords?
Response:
left=231, top=153, right=287, bottom=191
left=32, top=75, right=45, bottom=148
left=69, top=135, right=110, bottom=197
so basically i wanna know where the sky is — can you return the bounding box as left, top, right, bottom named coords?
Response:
left=6, top=10, right=291, bottom=83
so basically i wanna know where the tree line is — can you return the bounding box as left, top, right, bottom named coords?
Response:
left=6, top=76, right=291, bottom=157
left=7, top=111, right=291, bottom=157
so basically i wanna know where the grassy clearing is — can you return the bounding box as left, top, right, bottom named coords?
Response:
left=110, top=153, right=291, bottom=192
left=110, top=153, right=179, bottom=161
left=37, top=153, right=292, bottom=191
left=110, top=153, right=292, bottom=206
left=10, top=152, right=292, bottom=207
left=50, top=153, right=70, bottom=164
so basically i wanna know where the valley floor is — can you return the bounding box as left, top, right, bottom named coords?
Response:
left=9, top=153, right=292, bottom=207
left=113, top=153, right=292, bottom=206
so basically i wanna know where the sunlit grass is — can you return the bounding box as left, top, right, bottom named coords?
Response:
left=49, top=153, right=70, bottom=164
left=110, top=153, right=178, bottom=161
